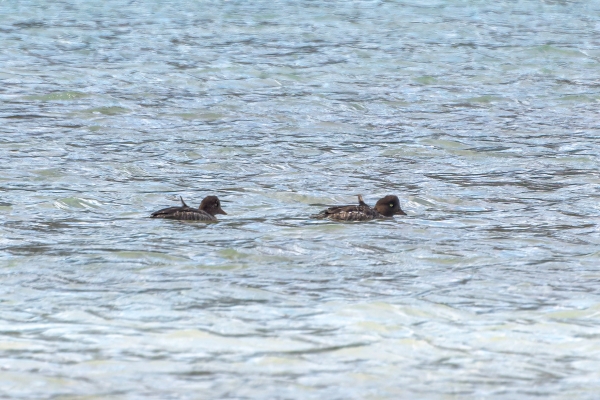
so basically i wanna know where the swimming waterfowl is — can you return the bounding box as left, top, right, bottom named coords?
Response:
left=311, top=194, right=406, bottom=221
left=150, top=196, right=226, bottom=221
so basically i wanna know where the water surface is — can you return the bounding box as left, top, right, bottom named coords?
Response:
left=1, top=0, right=600, bottom=398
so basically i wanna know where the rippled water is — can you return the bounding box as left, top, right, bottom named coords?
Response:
left=2, top=0, right=600, bottom=398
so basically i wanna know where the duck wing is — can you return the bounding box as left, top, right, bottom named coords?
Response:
left=150, top=206, right=217, bottom=221
left=312, top=204, right=380, bottom=221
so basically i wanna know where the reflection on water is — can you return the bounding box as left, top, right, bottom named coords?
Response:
left=1, top=0, right=600, bottom=397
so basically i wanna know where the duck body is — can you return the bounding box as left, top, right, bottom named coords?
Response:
left=150, top=196, right=226, bottom=221
left=311, top=195, right=406, bottom=221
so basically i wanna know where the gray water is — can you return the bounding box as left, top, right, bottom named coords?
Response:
left=2, top=0, right=600, bottom=398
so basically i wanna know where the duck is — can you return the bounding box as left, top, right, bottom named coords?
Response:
left=311, top=194, right=406, bottom=221
left=150, top=196, right=226, bottom=221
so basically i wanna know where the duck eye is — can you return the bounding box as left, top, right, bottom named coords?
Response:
left=389, top=203, right=394, bottom=207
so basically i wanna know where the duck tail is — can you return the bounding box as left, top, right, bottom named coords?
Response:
left=179, top=196, right=189, bottom=208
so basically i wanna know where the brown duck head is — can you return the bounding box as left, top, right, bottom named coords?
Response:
left=374, top=195, right=406, bottom=217
left=199, top=196, right=227, bottom=216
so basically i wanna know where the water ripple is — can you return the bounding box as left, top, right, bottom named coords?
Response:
left=1, top=0, right=600, bottom=398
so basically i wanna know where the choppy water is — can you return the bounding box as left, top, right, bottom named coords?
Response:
left=2, top=0, right=600, bottom=398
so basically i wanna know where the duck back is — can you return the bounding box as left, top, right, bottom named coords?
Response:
left=312, top=204, right=383, bottom=221
left=150, top=206, right=217, bottom=221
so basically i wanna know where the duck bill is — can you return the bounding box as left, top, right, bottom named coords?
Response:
left=216, top=208, right=227, bottom=215
left=395, top=209, right=407, bottom=216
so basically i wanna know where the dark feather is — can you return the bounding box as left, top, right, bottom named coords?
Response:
left=150, top=195, right=225, bottom=221
left=150, top=206, right=217, bottom=221
left=311, top=194, right=404, bottom=221
left=312, top=204, right=383, bottom=221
